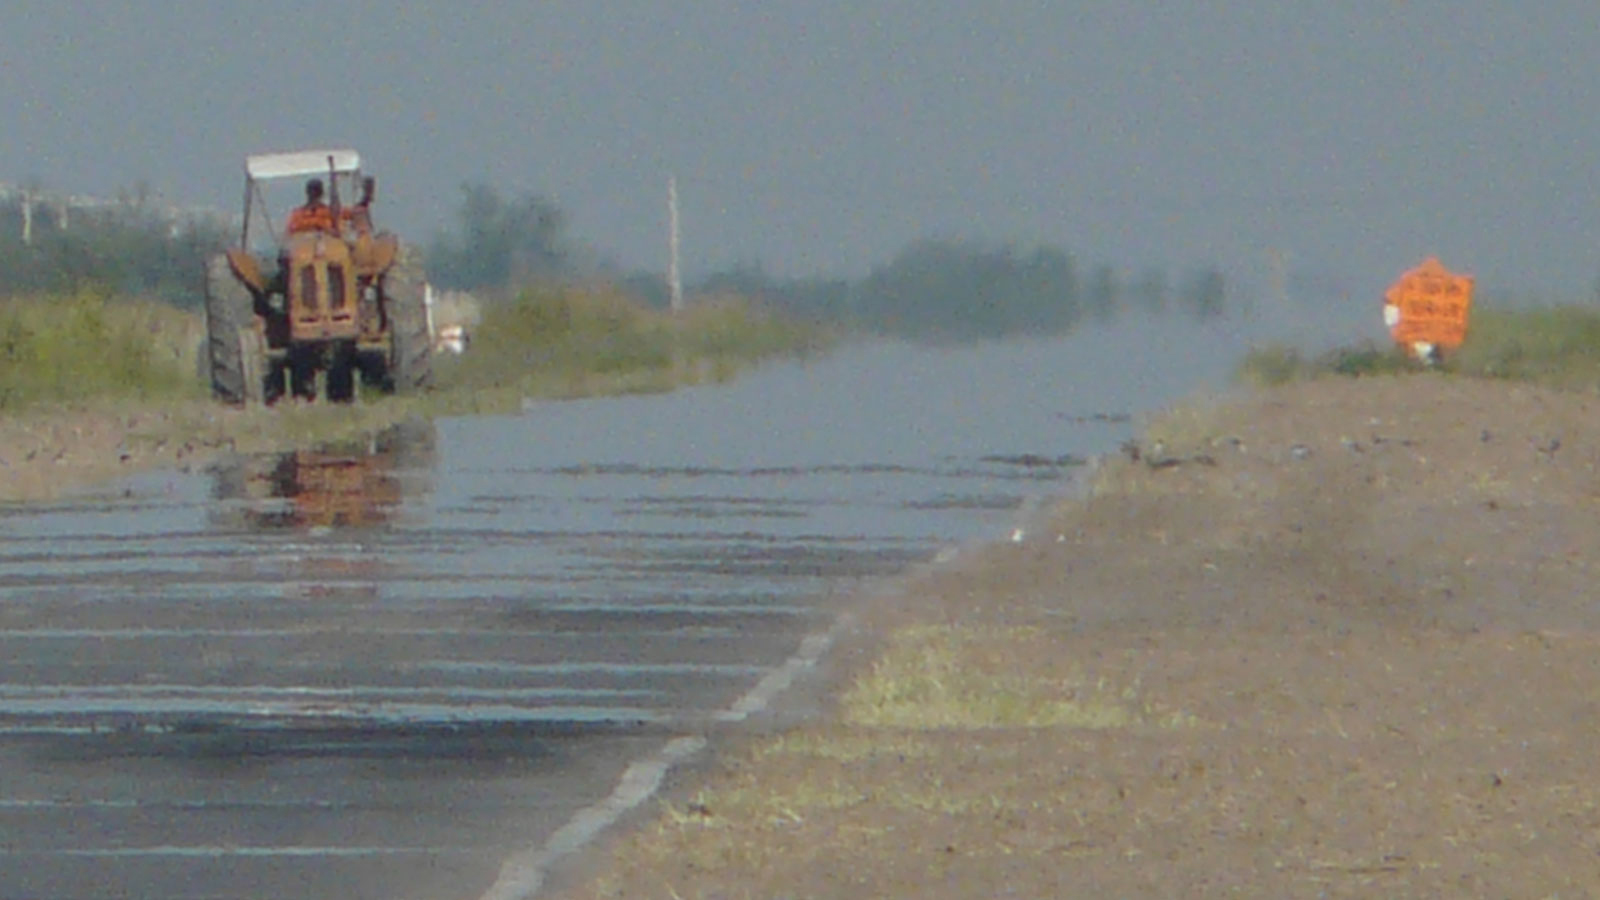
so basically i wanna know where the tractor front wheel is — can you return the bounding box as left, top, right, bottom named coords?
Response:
left=204, top=254, right=268, bottom=405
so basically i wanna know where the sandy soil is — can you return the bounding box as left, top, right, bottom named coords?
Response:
left=0, top=398, right=427, bottom=503
left=0, top=405, right=222, bottom=502
left=548, top=373, right=1600, bottom=899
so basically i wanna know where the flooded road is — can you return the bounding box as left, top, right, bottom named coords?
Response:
left=0, top=318, right=1270, bottom=898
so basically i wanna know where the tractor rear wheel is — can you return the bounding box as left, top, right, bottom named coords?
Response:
left=383, top=248, right=434, bottom=394
left=204, top=254, right=268, bottom=405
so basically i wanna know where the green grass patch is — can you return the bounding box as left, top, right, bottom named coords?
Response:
left=0, top=283, right=828, bottom=453
left=0, top=289, right=204, bottom=411
left=430, top=285, right=830, bottom=413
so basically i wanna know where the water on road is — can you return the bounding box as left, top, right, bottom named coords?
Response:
left=0, top=316, right=1266, bottom=899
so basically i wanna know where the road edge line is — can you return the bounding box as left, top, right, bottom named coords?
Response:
left=477, top=611, right=856, bottom=900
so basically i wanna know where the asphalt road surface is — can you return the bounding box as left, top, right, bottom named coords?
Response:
left=0, top=329, right=1243, bottom=899
left=0, top=388, right=1079, bottom=899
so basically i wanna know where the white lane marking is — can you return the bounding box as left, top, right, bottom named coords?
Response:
left=716, top=626, right=838, bottom=723
left=476, top=735, right=706, bottom=900
left=477, top=612, right=854, bottom=900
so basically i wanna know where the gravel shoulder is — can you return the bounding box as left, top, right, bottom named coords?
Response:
left=549, top=373, right=1600, bottom=899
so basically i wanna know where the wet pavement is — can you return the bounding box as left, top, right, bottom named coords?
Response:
left=0, top=325, right=1255, bottom=899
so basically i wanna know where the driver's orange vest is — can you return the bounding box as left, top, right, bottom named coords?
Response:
left=286, top=204, right=335, bottom=235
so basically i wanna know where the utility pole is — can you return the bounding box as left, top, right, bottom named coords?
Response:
left=668, top=175, right=682, bottom=313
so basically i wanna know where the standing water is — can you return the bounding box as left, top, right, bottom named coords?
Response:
left=0, top=313, right=1270, bottom=899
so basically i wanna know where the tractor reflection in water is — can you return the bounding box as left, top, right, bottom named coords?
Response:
left=210, top=420, right=434, bottom=532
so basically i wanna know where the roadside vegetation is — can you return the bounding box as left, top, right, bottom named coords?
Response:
left=0, top=179, right=1242, bottom=422
left=430, top=284, right=827, bottom=413
left=0, top=280, right=825, bottom=503
left=0, top=182, right=827, bottom=427
left=0, top=284, right=823, bottom=414
left=0, top=178, right=1249, bottom=488
left=1234, top=341, right=1415, bottom=386
left=1236, top=303, right=1600, bottom=390
left=0, top=289, right=204, bottom=412
left=1451, top=305, right=1600, bottom=388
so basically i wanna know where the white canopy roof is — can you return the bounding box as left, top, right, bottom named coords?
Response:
left=245, top=149, right=361, bottom=181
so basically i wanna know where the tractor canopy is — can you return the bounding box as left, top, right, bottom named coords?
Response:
left=237, top=148, right=366, bottom=251
left=245, top=149, right=361, bottom=182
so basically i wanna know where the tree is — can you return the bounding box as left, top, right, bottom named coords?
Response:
left=1179, top=267, right=1227, bottom=320
left=0, top=187, right=228, bottom=306
left=849, top=239, right=1084, bottom=341
left=427, top=184, right=568, bottom=291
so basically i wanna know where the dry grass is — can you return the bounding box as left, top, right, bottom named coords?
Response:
left=840, top=624, right=1193, bottom=730
left=571, top=624, right=1600, bottom=899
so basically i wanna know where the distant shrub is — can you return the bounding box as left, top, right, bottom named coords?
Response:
left=1236, top=341, right=1415, bottom=386
left=1317, top=343, right=1415, bottom=377
left=1235, top=345, right=1308, bottom=387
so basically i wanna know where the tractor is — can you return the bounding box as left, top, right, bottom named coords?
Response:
left=203, top=148, right=433, bottom=404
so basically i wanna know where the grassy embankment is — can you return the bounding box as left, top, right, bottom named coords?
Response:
left=427, top=284, right=829, bottom=413
left=0, top=284, right=825, bottom=502
left=0, top=285, right=827, bottom=415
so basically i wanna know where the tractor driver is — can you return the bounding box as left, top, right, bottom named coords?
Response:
left=345, top=176, right=376, bottom=236
left=285, top=178, right=337, bottom=235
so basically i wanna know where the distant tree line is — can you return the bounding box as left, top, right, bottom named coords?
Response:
left=424, top=185, right=1232, bottom=343
left=684, top=241, right=1228, bottom=342
left=0, top=179, right=1229, bottom=338
left=0, top=188, right=229, bottom=307
left=425, top=183, right=569, bottom=291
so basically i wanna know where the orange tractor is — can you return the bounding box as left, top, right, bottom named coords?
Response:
left=204, top=149, right=433, bottom=404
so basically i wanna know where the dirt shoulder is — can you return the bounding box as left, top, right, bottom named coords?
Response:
left=550, top=373, right=1600, bottom=898
left=0, top=397, right=424, bottom=503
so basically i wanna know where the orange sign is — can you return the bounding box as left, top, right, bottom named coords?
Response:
left=1383, top=257, right=1473, bottom=355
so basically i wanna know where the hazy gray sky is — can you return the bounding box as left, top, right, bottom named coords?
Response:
left=3, top=1, right=1597, bottom=298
